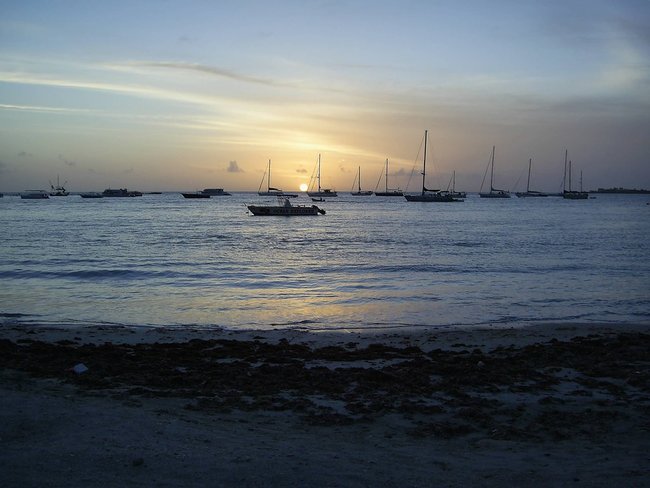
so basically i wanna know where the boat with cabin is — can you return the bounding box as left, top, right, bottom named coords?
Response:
left=248, top=197, right=326, bottom=216
left=307, top=154, right=337, bottom=197
left=202, top=188, right=231, bottom=196
left=404, top=130, right=462, bottom=202
left=182, top=192, right=211, bottom=199
left=49, top=176, right=69, bottom=196
left=479, top=146, right=511, bottom=198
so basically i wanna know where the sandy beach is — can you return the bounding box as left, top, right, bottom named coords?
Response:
left=1, top=322, right=649, bottom=487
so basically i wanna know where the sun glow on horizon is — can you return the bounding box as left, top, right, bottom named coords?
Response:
left=299, top=183, right=308, bottom=192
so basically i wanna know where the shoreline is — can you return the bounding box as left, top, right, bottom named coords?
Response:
left=1, top=322, right=649, bottom=486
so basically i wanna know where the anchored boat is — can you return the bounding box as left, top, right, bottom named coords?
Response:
left=248, top=197, right=326, bottom=216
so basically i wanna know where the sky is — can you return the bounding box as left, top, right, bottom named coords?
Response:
left=1, top=0, right=649, bottom=192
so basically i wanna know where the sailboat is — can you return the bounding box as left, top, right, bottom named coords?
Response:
left=479, top=146, right=511, bottom=198
left=446, top=171, right=466, bottom=199
left=404, top=130, right=461, bottom=202
left=307, top=154, right=337, bottom=197
left=562, top=150, right=588, bottom=200
left=515, top=159, right=548, bottom=197
left=49, top=175, right=69, bottom=196
left=374, top=159, right=403, bottom=196
left=350, top=166, right=372, bottom=196
left=258, top=159, right=297, bottom=197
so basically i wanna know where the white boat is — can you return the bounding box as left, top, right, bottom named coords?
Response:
left=21, top=190, right=50, bottom=199
left=404, top=130, right=463, bottom=202
left=479, top=146, right=511, bottom=198
left=248, top=197, right=326, bottom=216
left=307, top=154, right=337, bottom=197
left=562, top=150, right=588, bottom=200
left=49, top=175, right=69, bottom=196
left=258, top=160, right=297, bottom=198
left=374, top=158, right=403, bottom=196
left=350, top=166, right=372, bottom=196
left=516, top=159, right=548, bottom=197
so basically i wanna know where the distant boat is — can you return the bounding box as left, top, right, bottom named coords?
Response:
left=479, top=146, right=511, bottom=198
left=182, top=192, right=210, bottom=199
left=446, top=171, right=466, bottom=199
left=248, top=197, right=326, bottom=216
left=562, top=150, right=588, bottom=200
left=307, top=154, right=337, bottom=197
left=49, top=175, right=69, bottom=196
left=102, top=188, right=143, bottom=197
left=404, top=130, right=462, bottom=202
left=374, top=158, right=403, bottom=196
left=258, top=159, right=297, bottom=198
left=516, top=159, right=548, bottom=197
left=202, top=188, right=231, bottom=196
left=21, top=190, right=49, bottom=199
left=350, top=166, right=372, bottom=196
left=79, top=192, right=103, bottom=198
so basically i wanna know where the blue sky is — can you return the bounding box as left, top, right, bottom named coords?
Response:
left=1, top=0, right=648, bottom=192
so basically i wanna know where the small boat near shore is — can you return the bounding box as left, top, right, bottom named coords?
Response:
left=248, top=197, right=326, bottom=216
left=182, top=192, right=210, bottom=199
left=21, top=190, right=50, bottom=199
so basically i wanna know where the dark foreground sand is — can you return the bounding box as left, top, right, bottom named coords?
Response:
left=1, top=323, right=649, bottom=487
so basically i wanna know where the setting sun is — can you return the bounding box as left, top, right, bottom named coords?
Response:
left=299, top=183, right=308, bottom=192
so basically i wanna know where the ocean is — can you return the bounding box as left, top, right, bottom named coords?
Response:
left=1, top=192, right=649, bottom=332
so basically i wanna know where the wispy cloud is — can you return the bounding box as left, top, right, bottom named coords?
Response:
left=0, top=103, right=92, bottom=114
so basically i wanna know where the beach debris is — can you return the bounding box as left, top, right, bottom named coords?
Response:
left=71, top=363, right=89, bottom=374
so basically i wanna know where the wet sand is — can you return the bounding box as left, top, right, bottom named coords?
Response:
left=1, top=323, right=649, bottom=487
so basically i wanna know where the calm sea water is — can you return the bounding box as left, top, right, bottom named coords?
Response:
left=1, top=192, right=649, bottom=332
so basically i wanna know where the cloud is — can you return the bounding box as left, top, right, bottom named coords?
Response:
left=58, top=154, right=77, bottom=167
left=18, top=151, right=32, bottom=157
left=296, top=168, right=308, bottom=174
left=127, top=61, right=282, bottom=87
left=227, top=160, right=243, bottom=173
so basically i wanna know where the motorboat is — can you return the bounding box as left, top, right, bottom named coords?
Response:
left=248, top=197, right=326, bottom=216
left=21, top=190, right=50, bottom=199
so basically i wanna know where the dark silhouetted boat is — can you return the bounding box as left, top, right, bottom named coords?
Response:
left=21, top=190, right=49, bottom=199
left=49, top=175, right=69, bottom=196
left=248, top=197, right=326, bottom=216
left=374, top=158, right=403, bottom=196
left=404, top=130, right=462, bottom=202
left=516, top=159, right=548, bottom=197
left=307, top=154, right=337, bottom=197
left=182, top=192, right=210, bottom=199
left=350, top=166, right=372, bottom=196
left=562, top=150, right=588, bottom=200
left=202, top=188, right=231, bottom=196
left=479, top=146, right=511, bottom=198
left=258, top=160, right=297, bottom=198
left=102, top=188, right=143, bottom=197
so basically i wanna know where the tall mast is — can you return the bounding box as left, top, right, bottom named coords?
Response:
left=422, top=130, right=428, bottom=195
left=569, top=160, right=572, bottom=192
left=490, top=145, right=495, bottom=192
left=358, top=167, right=362, bottom=192
left=563, top=149, right=568, bottom=192
left=317, top=154, right=321, bottom=192
left=385, top=159, right=389, bottom=192
left=268, top=159, right=271, bottom=192
left=527, top=158, right=532, bottom=193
